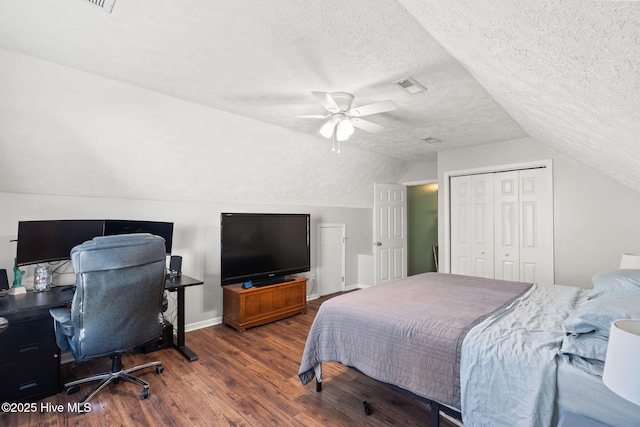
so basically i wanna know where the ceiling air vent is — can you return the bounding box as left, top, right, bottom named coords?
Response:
left=421, top=137, right=441, bottom=144
left=83, top=0, right=117, bottom=13
left=393, top=77, right=427, bottom=94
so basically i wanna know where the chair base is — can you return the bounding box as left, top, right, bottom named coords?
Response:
left=65, top=353, right=163, bottom=407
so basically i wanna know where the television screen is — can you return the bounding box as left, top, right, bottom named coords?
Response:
left=16, top=220, right=105, bottom=266
left=104, top=220, right=174, bottom=254
left=221, top=213, right=310, bottom=286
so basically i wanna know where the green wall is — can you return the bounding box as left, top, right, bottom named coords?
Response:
left=408, top=184, right=438, bottom=275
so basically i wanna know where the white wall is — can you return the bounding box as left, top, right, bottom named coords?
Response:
left=438, top=137, right=640, bottom=288
left=401, top=160, right=438, bottom=184
left=0, top=192, right=371, bottom=329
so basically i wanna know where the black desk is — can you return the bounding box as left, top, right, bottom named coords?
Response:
left=164, top=274, right=203, bottom=361
left=0, top=286, right=75, bottom=317
left=0, top=275, right=203, bottom=402
left=0, top=288, right=73, bottom=402
left=0, top=274, right=203, bottom=361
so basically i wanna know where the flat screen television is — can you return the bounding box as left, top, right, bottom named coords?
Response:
left=104, top=220, right=174, bottom=254
left=220, top=213, right=310, bottom=286
left=16, top=220, right=105, bottom=266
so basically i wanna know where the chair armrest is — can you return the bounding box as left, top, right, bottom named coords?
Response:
left=49, top=307, right=74, bottom=336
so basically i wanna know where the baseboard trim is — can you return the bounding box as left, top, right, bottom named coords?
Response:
left=185, top=317, right=221, bottom=333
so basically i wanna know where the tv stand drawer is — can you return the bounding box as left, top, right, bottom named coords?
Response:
left=222, top=277, right=307, bottom=332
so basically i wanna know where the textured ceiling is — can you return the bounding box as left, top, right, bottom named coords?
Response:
left=0, top=0, right=638, bottom=190
left=399, top=0, right=640, bottom=191
left=0, top=0, right=526, bottom=162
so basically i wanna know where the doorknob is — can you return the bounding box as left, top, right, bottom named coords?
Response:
left=374, top=242, right=382, bottom=246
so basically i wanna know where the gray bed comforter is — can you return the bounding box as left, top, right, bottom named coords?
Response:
left=298, top=272, right=532, bottom=409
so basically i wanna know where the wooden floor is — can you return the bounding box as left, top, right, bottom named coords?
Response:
left=1, top=293, right=460, bottom=427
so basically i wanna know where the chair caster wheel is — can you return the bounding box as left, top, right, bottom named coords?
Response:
left=156, top=364, right=164, bottom=374
left=66, top=385, right=80, bottom=395
left=141, top=388, right=150, bottom=399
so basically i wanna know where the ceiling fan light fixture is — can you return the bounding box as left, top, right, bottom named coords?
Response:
left=306, top=91, right=396, bottom=149
left=336, top=119, right=354, bottom=141
left=328, top=92, right=355, bottom=112
left=319, top=120, right=337, bottom=139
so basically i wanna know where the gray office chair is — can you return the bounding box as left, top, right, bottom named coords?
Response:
left=50, top=233, right=167, bottom=405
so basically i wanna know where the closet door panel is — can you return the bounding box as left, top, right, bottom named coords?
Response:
left=494, top=171, right=520, bottom=281
left=471, top=174, right=494, bottom=278
left=450, top=176, right=473, bottom=275
left=519, top=168, right=553, bottom=283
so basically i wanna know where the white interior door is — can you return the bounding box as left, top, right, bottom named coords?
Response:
left=450, top=175, right=473, bottom=275
left=471, top=174, right=495, bottom=278
left=450, top=174, right=494, bottom=278
left=494, top=171, right=520, bottom=281
left=518, top=168, right=552, bottom=283
left=373, top=183, right=407, bottom=285
left=318, top=224, right=345, bottom=295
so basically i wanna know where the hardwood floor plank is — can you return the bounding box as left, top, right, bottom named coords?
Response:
left=1, top=292, right=459, bottom=427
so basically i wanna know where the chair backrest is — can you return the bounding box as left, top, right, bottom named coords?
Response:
left=69, top=233, right=167, bottom=361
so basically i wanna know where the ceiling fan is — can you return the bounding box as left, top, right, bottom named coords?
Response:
left=301, top=91, right=397, bottom=142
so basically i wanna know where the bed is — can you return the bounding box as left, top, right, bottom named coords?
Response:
left=298, top=271, right=640, bottom=427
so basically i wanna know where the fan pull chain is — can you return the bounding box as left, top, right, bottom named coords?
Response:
left=331, top=130, right=341, bottom=154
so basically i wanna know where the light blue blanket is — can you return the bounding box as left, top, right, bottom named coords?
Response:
left=461, top=284, right=586, bottom=427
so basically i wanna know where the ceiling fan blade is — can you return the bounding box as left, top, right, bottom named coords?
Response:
left=312, top=91, right=341, bottom=112
left=318, top=119, right=338, bottom=139
left=350, top=118, right=385, bottom=133
left=349, top=100, right=397, bottom=117
left=298, top=114, right=329, bottom=119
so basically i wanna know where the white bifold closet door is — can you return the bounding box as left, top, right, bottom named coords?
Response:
left=450, top=168, right=552, bottom=284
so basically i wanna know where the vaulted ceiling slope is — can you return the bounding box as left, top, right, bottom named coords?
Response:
left=399, top=0, right=640, bottom=193
left=0, top=1, right=638, bottom=194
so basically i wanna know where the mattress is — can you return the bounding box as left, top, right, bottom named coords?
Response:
left=556, top=357, right=640, bottom=427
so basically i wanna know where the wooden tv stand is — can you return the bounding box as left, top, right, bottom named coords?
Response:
left=222, top=277, right=308, bottom=332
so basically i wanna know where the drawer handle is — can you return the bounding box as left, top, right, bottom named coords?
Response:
left=19, top=381, right=38, bottom=391
left=19, top=344, right=39, bottom=353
